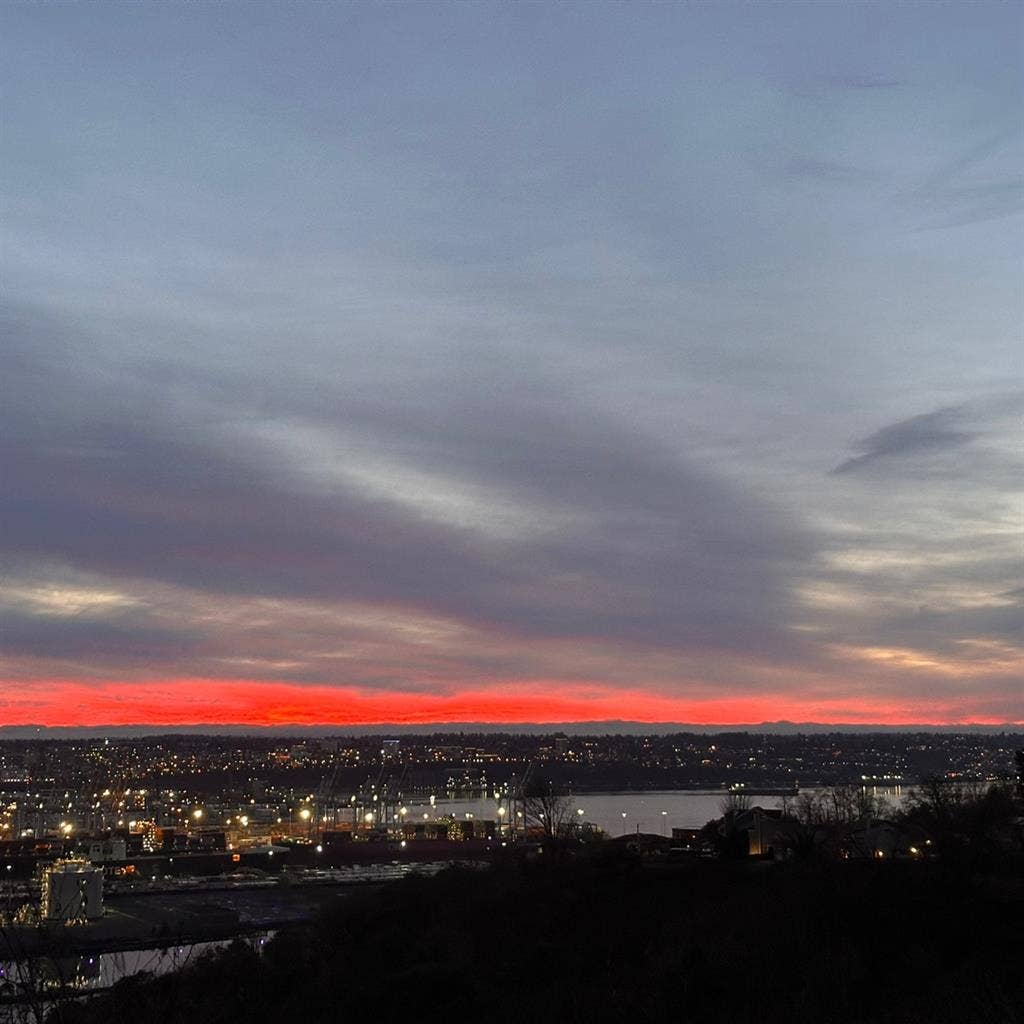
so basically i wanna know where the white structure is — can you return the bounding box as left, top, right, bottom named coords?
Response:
left=41, top=860, right=104, bottom=921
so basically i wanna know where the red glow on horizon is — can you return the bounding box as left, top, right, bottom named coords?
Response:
left=0, top=678, right=1016, bottom=728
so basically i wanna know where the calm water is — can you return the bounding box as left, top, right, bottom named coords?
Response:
left=402, top=787, right=904, bottom=837
left=0, top=935, right=270, bottom=1020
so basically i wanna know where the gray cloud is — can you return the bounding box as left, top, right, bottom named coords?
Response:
left=0, top=304, right=811, bottom=669
left=833, top=406, right=976, bottom=474
left=0, top=609, right=199, bottom=664
left=833, top=394, right=1023, bottom=476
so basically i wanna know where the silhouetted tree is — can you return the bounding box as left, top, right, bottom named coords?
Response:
left=900, top=778, right=1018, bottom=877
left=521, top=780, right=575, bottom=840
left=779, top=785, right=892, bottom=859
left=718, top=791, right=751, bottom=817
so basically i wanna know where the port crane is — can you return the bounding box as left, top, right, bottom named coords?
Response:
left=314, top=759, right=408, bottom=836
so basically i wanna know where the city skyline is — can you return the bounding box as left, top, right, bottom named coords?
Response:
left=2, top=3, right=1021, bottom=728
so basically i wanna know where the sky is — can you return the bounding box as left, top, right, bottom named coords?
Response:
left=1, top=2, right=1021, bottom=728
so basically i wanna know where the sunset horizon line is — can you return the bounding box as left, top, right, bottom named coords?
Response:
left=1, top=677, right=1019, bottom=732
left=2, top=720, right=1020, bottom=737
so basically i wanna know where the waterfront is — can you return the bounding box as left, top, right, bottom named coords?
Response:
left=0, top=783, right=906, bottom=1019
left=0, top=863, right=461, bottom=1019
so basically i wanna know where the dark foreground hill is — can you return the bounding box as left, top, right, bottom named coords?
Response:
left=55, top=854, right=1023, bottom=1024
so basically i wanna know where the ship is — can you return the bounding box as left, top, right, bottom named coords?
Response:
left=727, top=783, right=799, bottom=797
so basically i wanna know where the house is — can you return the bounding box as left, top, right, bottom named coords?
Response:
left=732, top=806, right=793, bottom=858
